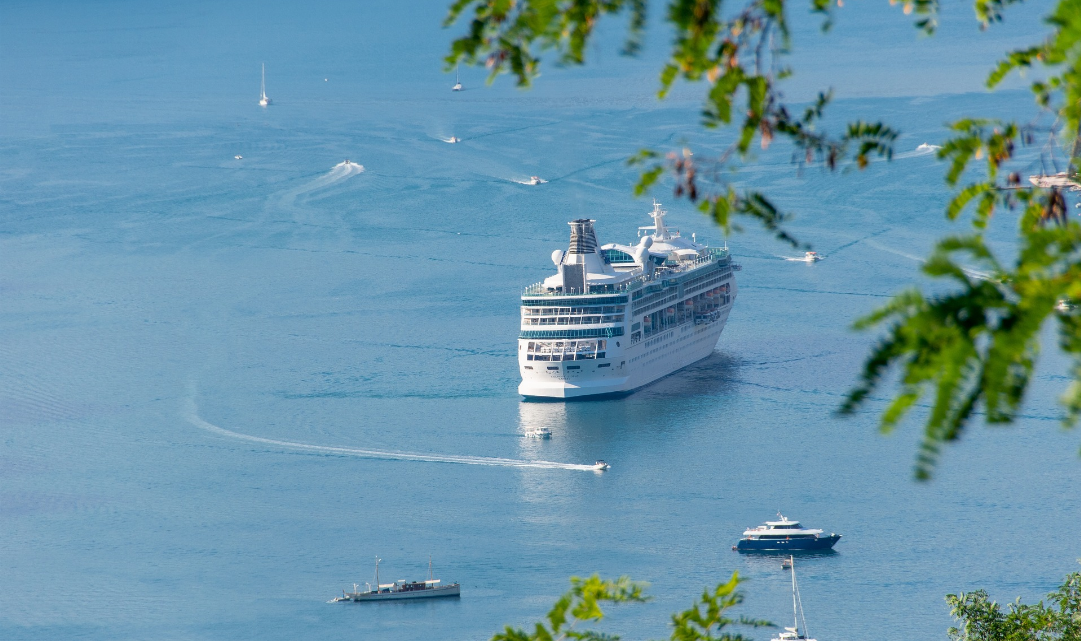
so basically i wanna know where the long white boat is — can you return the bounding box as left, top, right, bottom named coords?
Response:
left=518, top=202, right=738, bottom=398
left=333, top=557, right=460, bottom=602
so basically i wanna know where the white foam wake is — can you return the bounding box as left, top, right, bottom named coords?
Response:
left=279, top=161, right=365, bottom=207
left=182, top=397, right=601, bottom=472
left=894, top=143, right=941, bottom=160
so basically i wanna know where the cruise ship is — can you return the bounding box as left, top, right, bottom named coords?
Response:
left=518, top=202, right=738, bottom=398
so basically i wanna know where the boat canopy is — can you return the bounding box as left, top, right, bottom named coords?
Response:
left=424, top=579, right=441, bottom=584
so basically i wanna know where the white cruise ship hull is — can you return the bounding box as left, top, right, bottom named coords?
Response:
left=518, top=207, right=738, bottom=399
left=518, top=307, right=731, bottom=398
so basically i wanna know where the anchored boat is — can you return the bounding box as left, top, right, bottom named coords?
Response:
left=333, top=556, right=460, bottom=602
left=518, top=202, right=738, bottom=398
left=735, top=514, right=841, bottom=552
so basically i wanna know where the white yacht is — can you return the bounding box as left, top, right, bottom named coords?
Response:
left=518, top=202, right=738, bottom=398
left=333, top=557, right=460, bottom=602
left=770, top=557, right=817, bottom=641
left=259, top=63, right=272, bottom=107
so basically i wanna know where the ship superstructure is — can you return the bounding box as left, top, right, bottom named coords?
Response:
left=518, top=202, right=738, bottom=398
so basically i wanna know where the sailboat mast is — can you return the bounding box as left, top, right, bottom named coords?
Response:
left=428, top=555, right=433, bottom=581
left=790, top=556, right=799, bottom=634
left=261, top=63, right=265, bottom=97
left=374, top=556, right=381, bottom=589
left=792, top=558, right=811, bottom=639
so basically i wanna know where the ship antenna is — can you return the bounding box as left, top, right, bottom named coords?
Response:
left=428, top=554, right=433, bottom=581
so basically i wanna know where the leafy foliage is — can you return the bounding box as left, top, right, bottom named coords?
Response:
left=946, top=566, right=1081, bottom=641
left=445, top=0, right=897, bottom=248
left=490, top=573, right=770, bottom=641
left=444, top=0, right=1081, bottom=478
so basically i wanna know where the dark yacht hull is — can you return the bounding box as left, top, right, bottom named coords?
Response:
left=736, top=535, right=841, bottom=552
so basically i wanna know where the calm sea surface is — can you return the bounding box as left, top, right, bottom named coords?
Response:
left=2, top=1, right=1078, bottom=640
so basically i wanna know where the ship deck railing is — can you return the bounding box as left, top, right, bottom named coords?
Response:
left=523, top=248, right=729, bottom=297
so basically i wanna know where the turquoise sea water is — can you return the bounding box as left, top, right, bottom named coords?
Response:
left=2, top=1, right=1079, bottom=640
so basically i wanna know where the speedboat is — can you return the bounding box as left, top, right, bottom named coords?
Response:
left=526, top=176, right=547, bottom=185
left=524, top=428, right=552, bottom=439
left=735, top=514, right=841, bottom=552
left=447, top=137, right=460, bottom=144
left=770, top=557, right=817, bottom=641
left=344, top=159, right=352, bottom=165
left=784, top=251, right=820, bottom=263
left=593, top=460, right=610, bottom=471
left=916, top=142, right=939, bottom=152
left=234, top=155, right=243, bottom=160
left=1056, top=299, right=1075, bottom=312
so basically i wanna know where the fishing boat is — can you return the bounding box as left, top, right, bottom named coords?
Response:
left=593, top=460, right=610, bottom=471
left=452, top=65, right=463, bottom=91
left=259, top=63, right=272, bottom=107
left=735, top=514, right=841, bottom=552
left=770, top=557, right=817, bottom=641
left=333, top=556, right=460, bottom=602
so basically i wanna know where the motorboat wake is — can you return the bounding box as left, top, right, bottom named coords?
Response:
left=783, top=251, right=822, bottom=263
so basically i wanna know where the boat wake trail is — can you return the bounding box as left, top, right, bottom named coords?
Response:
left=182, top=396, right=600, bottom=472
left=279, top=161, right=365, bottom=207
left=894, top=143, right=941, bottom=160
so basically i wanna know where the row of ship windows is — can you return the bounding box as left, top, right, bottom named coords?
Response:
left=522, top=306, right=624, bottom=316
left=526, top=352, right=607, bottom=361
left=523, top=339, right=607, bottom=353
left=522, top=315, right=624, bottom=326
left=683, top=266, right=729, bottom=291
left=632, top=293, right=679, bottom=317
left=685, top=274, right=729, bottom=296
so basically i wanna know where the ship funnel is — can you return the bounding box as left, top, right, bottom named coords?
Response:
left=567, top=219, right=598, bottom=255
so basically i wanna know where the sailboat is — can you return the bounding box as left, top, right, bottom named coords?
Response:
left=452, top=64, right=463, bottom=92
left=259, top=63, right=272, bottom=107
left=770, top=557, right=817, bottom=641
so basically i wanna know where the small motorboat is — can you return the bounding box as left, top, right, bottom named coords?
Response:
left=916, top=142, right=939, bottom=152
left=783, top=251, right=821, bottom=263
left=447, top=137, right=460, bottom=144
left=525, top=176, right=547, bottom=185
left=1056, top=299, right=1075, bottom=312
left=234, top=154, right=243, bottom=160
left=524, top=428, right=552, bottom=439
left=781, top=556, right=793, bottom=569
left=593, top=460, right=610, bottom=471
